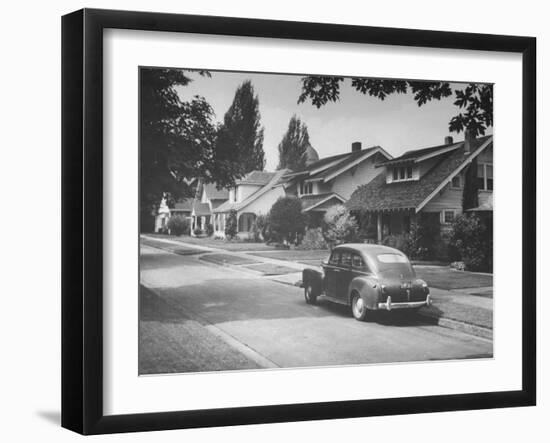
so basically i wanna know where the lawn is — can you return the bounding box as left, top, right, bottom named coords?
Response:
left=414, top=266, right=493, bottom=290
left=243, top=263, right=299, bottom=275
left=250, top=249, right=330, bottom=265
left=200, top=253, right=261, bottom=266
left=145, top=233, right=278, bottom=252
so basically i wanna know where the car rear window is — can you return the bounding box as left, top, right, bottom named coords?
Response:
left=377, top=254, right=408, bottom=263
left=374, top=253, right=415, bottom=279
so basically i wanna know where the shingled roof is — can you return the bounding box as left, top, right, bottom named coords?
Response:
left=281, top=145, right=392, bottom=185
left=347, top=136, right=492, bottom=212
left=202, top=183, right=229, bottom=200
left=236, top=171, right=276, bottom=186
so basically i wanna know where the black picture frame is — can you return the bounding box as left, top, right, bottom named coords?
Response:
left=61, top=8, right=536, bottom=435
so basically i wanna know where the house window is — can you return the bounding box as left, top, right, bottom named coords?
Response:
left=477, top=163, right=493, bottom=191
left=300, top=181, right=313, bottom=195
left=392, top=166, right=414, bottom=182
left=451, top=174, right=462, bottom=189
left=442, top=210, right=455, bottom=224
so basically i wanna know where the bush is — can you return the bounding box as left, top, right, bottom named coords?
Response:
left=268, top=196, right=307, bottom=244
left=193, top=227, right=203, bottom=236
left=249, top=214, right=267, bottom=242
left=322, top=205, right=358, bottom=248
left=297, top=227, right=328, bottom=250
left=449, top=213, right=492, bottom=271
left=225, top=209, right=238, bottom=239
left=382, top=233, right=412, bottom=255
left=166, top=215, right=189, bottom=236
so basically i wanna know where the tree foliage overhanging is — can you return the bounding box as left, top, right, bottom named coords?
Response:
left=140, top=71, right=267, bottom=228
left=277, top=115, right=311, bottom=171
left=140, top=68, right=217, bottom=218
left=298, top=77, right=493, bottom=136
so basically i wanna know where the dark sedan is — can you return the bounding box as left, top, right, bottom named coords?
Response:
left=302, top=243, right=431, bottom=321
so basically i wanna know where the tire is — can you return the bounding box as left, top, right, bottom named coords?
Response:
left=304, top=284, right=318, bottom=305
left=351, top=292, right=368, bottom=321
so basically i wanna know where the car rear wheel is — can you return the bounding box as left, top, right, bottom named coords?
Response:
left=351, top=293, right=368, bottom=321
left=304, top=284, right=317, bottom=305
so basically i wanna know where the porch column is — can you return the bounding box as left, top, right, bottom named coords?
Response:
left=377, top=212, right=382, bottom=244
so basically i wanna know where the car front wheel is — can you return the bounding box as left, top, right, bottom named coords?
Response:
left=304, top=284, right=317, bottom=305
left=351, top=293, right=368, bottom=321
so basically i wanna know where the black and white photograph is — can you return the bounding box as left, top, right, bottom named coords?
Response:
left=138, top=68, right=494, bottom=375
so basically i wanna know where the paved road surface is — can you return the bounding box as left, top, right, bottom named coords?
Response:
left=140, top=245, right=493, bottom=374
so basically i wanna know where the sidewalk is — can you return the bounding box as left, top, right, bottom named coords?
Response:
left=141, top=234, right=493, bottom=339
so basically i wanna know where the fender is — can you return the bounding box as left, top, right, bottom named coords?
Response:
left=302, top=268, right=324, bottom=297
left=348, top=276, right=380, bottom=309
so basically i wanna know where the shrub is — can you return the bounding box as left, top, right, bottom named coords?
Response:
left=166, top=215, right=189, bottom=236
left=449, top=213, right=492, bottom=271
left=252, top=214, right=269, bottom=242
left=206, top=223, right=214, bottom=237
left=193, top=227, right=203, bottom=236
left=225, top=209, right=238, bottom=239
left=382, top=233, right=412, bottom=255
left=322, top=205, right=358, bottom=248
left=268, top=196, right=306, bottom=244
left=297, top=227, right=328, bottom=250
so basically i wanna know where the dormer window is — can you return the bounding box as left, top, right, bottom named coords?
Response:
left=300, top=181, right=313, bottom=195
left=451, top=174, right=462, bottom=189
left=392, top=165, right=413, bottom=182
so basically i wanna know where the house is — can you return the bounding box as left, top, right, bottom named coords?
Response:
left=190, top=182, right=230, bottom=233
left=154, top=197, right=194, bottom=233
left=346, top=133, right=493, bottom=246
left=212, top=170, right=289, bottom=237
left=282, top=141, right=393, bottom=226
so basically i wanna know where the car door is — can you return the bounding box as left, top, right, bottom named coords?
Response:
left=324, top=250, right=342, bottom=297
left=333, top=250, right=353, bottom=301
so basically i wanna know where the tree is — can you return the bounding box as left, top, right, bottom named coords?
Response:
left=298, top=78, right=493, bottom=137
left=268, top=197, right=306, bottom=243
left=215, top=81, right=266, bottom=177
left=140, top=68, right=217, bottom=229
left=276, top=115, right=311, bottom=171
left=225, top=210, right=238, bottom=239
left=322, top=205, right=358, bottom=248
left=449, top=213, right=492, bottom=271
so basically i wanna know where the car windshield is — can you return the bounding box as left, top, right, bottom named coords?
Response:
left=373, top=253, right=415, bottom=279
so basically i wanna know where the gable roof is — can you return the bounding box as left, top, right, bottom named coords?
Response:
left=236, top=171, right=276, bottom=186
left=346, top=136, right=492, bottom=213
left=173, top=199, right=193, bottom=212
left=214, top=169, right=288, bottom=213
left=380, top=142, right=461, bottom=166
left=192, top=201, right=211, bottom=216
left=202, top=183, right=229, bottom=200
left=300, top=192, right=346, bottom=212
left=283, top=146, right=392, bottom=185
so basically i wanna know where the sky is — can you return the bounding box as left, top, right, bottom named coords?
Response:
left=175, top=70, right=492, bottom=171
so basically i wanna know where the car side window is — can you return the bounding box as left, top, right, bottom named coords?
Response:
left=352, top=254, right=368, bottom=271
left=329, top=251, right=341, bottom=265
left=340, top=252, right=352, bottom=268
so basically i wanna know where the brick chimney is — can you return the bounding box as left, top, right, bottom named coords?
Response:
left=352, top=141, right=362, bottom=152
left=444, top=135, right=454, bottom=145
left=464, top=129, right=475, bottom=154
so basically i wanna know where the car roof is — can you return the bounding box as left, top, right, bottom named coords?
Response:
left=332, top=243, right=406, bottom=257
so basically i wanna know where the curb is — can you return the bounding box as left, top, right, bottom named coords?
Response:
left=417, top=310, right=493, bottom=340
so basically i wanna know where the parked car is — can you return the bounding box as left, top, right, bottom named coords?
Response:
left=302, top=243, right=431, bottom=321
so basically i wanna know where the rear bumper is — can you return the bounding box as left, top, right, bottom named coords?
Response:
left=377, top=294, right=431, bottom=311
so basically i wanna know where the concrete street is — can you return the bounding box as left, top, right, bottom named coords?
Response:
left=140, top=243, right=493, bottom=374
